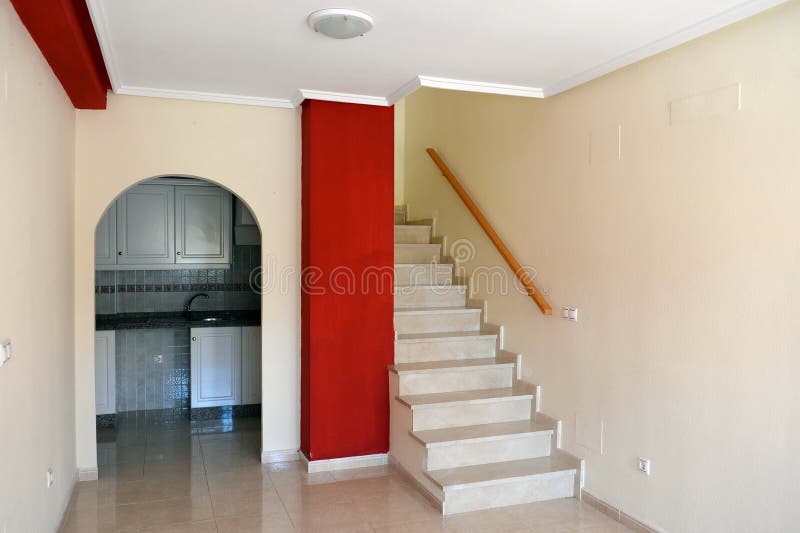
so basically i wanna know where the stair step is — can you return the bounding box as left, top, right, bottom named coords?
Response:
left=395, top=285, right=467, bottom=308
left=390, top=359, right=514, bottom=395
left=426, top=456, right=577, bottom=514
left=412, top=420, right=553, bottom=447
left=395, top=225, right=432, bottom=244
left=394, top=307, right=482, bottom=334
left=398, top=387, right=533, bottom=431
left=413, top=420, right=554, bottom=470
left=395, top=332, right=497, bottom=363
left=394, top=264, right=453, bottom=286
left=395, top=243, right=442, bottom=264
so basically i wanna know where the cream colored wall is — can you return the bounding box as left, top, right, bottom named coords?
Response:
left=75, top=94, right=301, bottom=471
left=403, top=3, right=800, bottom=532
left=394, top=99, right=405, bottom=204
left=0, top=2, right=76, bottom=531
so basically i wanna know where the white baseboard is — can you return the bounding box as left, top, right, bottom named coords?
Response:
left=301, top=452, right=389, bottom=473
left=77, top=467, right=98, bottom=481
left=261, top=448, right=300, bottom=464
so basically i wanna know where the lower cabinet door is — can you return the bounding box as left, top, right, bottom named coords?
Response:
left=241, top=327, right=262, bottom=405
left=95, top=331, right=116, bottom=415
left=191, top=327, right=242, bottom=408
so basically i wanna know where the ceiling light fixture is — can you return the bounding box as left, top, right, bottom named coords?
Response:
left=308, top=8, right=373, bottom=39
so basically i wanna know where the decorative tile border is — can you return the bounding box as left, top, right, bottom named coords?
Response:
left=581, top=490, right=661, bottom=533
left=96, top=282, right=254, bottom=294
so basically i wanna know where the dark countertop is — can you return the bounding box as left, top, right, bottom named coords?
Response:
left=96, top=310, right=260, bottom=331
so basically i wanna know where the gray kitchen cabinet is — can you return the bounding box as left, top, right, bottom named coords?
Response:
left=94, top=202, right=117, bottom=266
left=116, top=184, right=176, bottom=265
left=175, top=186, right=231, bottom=264
left=190, top=327, right=242, bottom=408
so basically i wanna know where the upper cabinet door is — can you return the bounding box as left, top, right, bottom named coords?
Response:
left=175, top=186, right=231, bottom=264
left=95, top=203, right=117, bottom=266
left=117, top=185, right=176, bottom=264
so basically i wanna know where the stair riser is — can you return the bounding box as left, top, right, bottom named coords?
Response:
left=411, top=399, right=531, bottom=431
left=441, top=473, right=575, bottom=515
left=425, top=433, right=552, bottom=470
left=397, top=367, right=513, bottom=395
left=395, top=337, right=497, bottom=363
left=395, top=245, right=441, bottom=264
left=395, top=312, right=481, bottom=334
left=394, top=265, right=452, bottom=286
left=395, top=226, right=432, bottom=244
left=394, top=288, right=467, bottom=308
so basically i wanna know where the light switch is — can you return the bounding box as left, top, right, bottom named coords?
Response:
left=562, top=307, right=578, bottom=322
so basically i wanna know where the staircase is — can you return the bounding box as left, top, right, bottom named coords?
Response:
left=389, top=207, right=584, bottom=515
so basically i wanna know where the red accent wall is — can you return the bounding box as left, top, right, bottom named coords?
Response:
left=10, top=0, right=110, bottom=109
left=301, top=100, right=395, bottom=460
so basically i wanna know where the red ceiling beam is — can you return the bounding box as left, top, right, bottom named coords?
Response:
left=10, top=0, right=111, bottom=109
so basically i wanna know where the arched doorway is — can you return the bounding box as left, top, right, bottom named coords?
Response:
left=90, top=175, right=269, bottom=478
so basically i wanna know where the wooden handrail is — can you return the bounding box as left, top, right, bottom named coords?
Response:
left=426, top=148, right=552, bottom=316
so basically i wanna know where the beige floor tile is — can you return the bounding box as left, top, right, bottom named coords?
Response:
left=210, top=486, right=287, bottom=518
left=135, top=495, right=215, bottom=529
left=372, top=518, right=448, bottom=533
left=355, top=491, right=443, bottom=528
left=274, top=481, right=353, bottom=513
left=288, top=502, right=372, bottom=533
left=59, top=504, right=142, bottom=532
left=206, top=465, right=274, bottom=493
left=138, top=519, right=219, bottom=532
left=215, top=511, right=296, bottom=533
left=442, top=506, right=530, bottom=533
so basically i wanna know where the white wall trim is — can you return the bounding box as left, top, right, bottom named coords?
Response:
left=300, top=452, right=389, bottom=473
left=418, top=76, right=545, bottom=99
left=261, top=448, right=300, bottom=464
left=298, top=89, right=390, bottom=107
left=85, top=0, right=122, bottom=91
left=117, top=86, right=297, bottom=109
left=77, top=467, right=98, bottom=481
left=542, top=0, right=788, bottom=97
left=386, top=77, right=423, bottom=105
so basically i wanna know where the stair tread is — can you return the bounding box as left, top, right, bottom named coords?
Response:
left=394, top=285, right=467, bottom=292
left=390, top=358, right=512, bottom=374
left=394, top=307, right=480, bottom=315
left=426, top=456, right=576, bottom=489
left=395, top=243, right=441, bottom=248
left=395, top=224, right=432, bottom=229
left=398, top=386, right=533, bottom=408
left=412, top=420, right=553, bottom=447
left=396, top=331, right=497, bottom=342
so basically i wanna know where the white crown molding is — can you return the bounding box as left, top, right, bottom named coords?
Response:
left=117, top=86, right=296, bottom=109
left=85, top=0, right=122, bottom=91
left=542, top=0, right=788, bottom=96
left=298, top=89, right=389, bottom=106
left=386, top=77, right=422, bottom=105
left=418, top=76, right=545, bottom=99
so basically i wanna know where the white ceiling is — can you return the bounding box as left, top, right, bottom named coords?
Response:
left=86, top=0, right=786, bottom=108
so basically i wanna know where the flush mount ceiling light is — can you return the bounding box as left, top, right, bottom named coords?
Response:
left=308, top=8, right=373, bottom=39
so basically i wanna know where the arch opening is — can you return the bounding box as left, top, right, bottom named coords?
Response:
left=91, top=174, right=267, bottom=472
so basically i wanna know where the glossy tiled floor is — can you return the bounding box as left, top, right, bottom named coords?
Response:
left=61, top=414, right=631, bottom=532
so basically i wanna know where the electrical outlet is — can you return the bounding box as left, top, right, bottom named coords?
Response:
left=46, top=468, right=54, bottom=488
left=562, top=307, right=578, bottom=321
left=0, top=339, right=12, bottom=368
left=638, top=457, right=651, bottom=476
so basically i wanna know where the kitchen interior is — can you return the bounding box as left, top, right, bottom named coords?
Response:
left=93, top=177, right=264, bottom=474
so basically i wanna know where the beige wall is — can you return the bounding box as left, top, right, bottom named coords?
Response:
left=0, top=2, right=77, bottom=531
left=75, top=94, right=302, bottom=471
left=402, top=3, right=800, bottom=531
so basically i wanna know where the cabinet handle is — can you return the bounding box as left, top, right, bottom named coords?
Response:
left=192, top=336, right=196, bottom=342
left=118, top=251, right=123, bottom=256
left=177, top=251, right=182, bottom=255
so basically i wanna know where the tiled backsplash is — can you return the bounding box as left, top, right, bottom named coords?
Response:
left=115, top=328, right=190, bottom=412
left=95, top=245, right=261, bottom=314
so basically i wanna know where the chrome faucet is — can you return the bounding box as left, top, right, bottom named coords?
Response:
left=186, top=293, right=209, bottom=313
